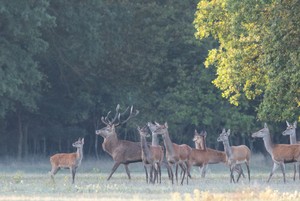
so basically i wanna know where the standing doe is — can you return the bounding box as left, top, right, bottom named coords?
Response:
left=149, top=122, right=191, bottom=185
left=50, top=138, right=84, bottom=184
left=217, top=129, right=250, bottom=183
left=252, top=123, right=300, bottom=183
left=282, top=121, right=299, bottom=180
left=137, top=126, right=164, bottom=183
left=193, top=130, right=244, bottom=178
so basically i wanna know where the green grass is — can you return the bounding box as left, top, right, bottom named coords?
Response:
left=0, top=155, right=300, bottom=201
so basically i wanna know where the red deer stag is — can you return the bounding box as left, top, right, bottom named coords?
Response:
left=252, top=123, right=300, bottom=183
left=282, top=121, right=299, bottom=180
left=217, top=129, right=250, bottom=183
left=95, top=104, right=140, bottom=180
left=149, top=121, right=191, bottom=185
left=193, top=130, right=244, bottom=179
left=50, top=138, right=84, bottom=184
left=137, top=126, right=164, bottom=183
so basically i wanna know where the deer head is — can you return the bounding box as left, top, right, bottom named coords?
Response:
left=282, top=121, right=297, bottom=136
left=137, top=126, right=150, bottom=138
left=252, top=123, right=269, bottom=138
left=147, top=122, right=160, bottom=133
left=217, top=128, right=230, bottom=142
left=150, top=122, right=168, bottom=135
left=72, top=138, right=84, bottom=148
left=95, top=104, right=139, bottom=137
left=193, top=130, right=207, bottom=142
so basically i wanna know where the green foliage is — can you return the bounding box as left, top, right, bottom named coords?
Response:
left=0, top=0, right=55, bottom=116
left=0, top=0, right=259, bottom=157
left=194, top=0, right=300, bottom=121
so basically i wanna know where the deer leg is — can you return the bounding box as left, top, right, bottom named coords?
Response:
left=144, top=165, right=149, bottom=183
left=168, top=165, right=174, bottom=184
left=235, top=164, right=245, bottom=179
left=267, top=163, right=278, bottom=182
left=107, top=162, right=121, bottom=181
left=246, top=162, right=250, bottom=182
left=235, top=165, right=242, bottom=182
left=200, top=164, right=207, bottom=178
left=230, top=165, right=235, bottom=183
left=158, top=163, right=161, bottom=184
left=185, top=161, right=192, bottom=179
left=175, top=164, right=179, bottom=184
left=293, top=163, right=296, bottom=181
left=179, top=163, right=187, bottom=185
left=152, top=165, right=158, bottom=184
left=279, top=163, right=286, bottom=183
left=70, top=167, right=76, bottom=184
left=124, top=164, right=131, bottom=180
left=50, top=167, right=60, bottom=182
left=298, top=163, right=300, bottom=180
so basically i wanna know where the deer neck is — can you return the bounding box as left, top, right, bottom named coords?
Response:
left=141, top=135, right=152, bottom=159
left=195, top=141, right=201, bottom=149
left=222, top=140, right=233, bottom=159
left=201, top=137, right=207, bottom=151
left=151, top=133, right=159, bottom=146
left=76, top=146, right=83, bottom=166
left=162, top=131, right=174, bottom=155
left=262, top=132, right=274, bottom=154
left=289, top=131, right=297, bottom=144
left=102, top=133, right=119, bottom=155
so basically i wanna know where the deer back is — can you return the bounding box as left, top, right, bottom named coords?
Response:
left=205, top=148, right=227, bottom=163
left=174, top=143, right=192, bottom=161
left=231, top=145, right=251, bottom=162
left=50, top=153, right=77, bottom=168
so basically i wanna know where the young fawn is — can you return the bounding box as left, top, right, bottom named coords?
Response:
left=50, top=138, right=84, bottom=184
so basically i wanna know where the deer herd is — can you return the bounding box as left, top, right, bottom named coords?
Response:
left=50, top=105, right=299, bottom=185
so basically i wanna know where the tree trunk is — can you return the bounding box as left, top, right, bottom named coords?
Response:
left=17, top=111, right=23, bottom=160
left=58, top=137, right=62, bottom=152
left=24, top=123, right=29, bottom=158
left=33, top=137, right=38, bottom=155
left=95, top=134, right=99, bottom=160
left=43, top=137, right=46, bottom=156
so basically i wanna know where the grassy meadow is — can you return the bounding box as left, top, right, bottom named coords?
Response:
left=0, top=155, right=300, bottom=201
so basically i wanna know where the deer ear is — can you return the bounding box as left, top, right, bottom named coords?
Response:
left=227, top=129, right=231, bottom=136
left=264, top=123, right=268, bottom=128
left=82, top=138, right=84, bottom=144
left=155, top=121, right=159, bottom=126
left=165, top=122, right=168, bottom=128
left=194, top=129, right=198, bottom=134
left=222, top=128, right=225, bottom=133
left=294, top=121, right=297, bottom=128
left=286, top=121, right=290, bottom=126
left=203, top=131, right=207, bottom=137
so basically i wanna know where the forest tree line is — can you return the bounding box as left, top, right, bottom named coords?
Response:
left=0, top=0, right=299, bottom=159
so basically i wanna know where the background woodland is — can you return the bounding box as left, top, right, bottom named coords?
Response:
left=0, top=0, right=299, bottom=159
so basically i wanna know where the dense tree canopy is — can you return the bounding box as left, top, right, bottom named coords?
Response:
left=0, top=0, right=295, bottom=158
left=194, top=0, right=300, bottom=122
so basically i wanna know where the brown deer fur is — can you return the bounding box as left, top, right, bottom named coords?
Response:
left=282, top=121, right=299, bottom=180
left=96, top=124, right=142, bottom=180
left=149, top=122, right=191, bottom=185
left=193, top=130, right=244, bottom=179
left=138, top=126, right=164, bottom=183
left=217, top=129, right=250, bottom=183
left=50, top=138, right=84, bottom=184
left=253, top=123, right=300, bottom=183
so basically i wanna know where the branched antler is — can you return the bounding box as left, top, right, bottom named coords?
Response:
left=101, top=104, right=138, bottom=126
